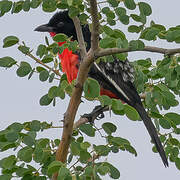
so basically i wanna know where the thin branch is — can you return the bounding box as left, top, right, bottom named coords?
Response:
left=90, top=0, right=100, bottom=51
left=72, top=16, right=87, bottom=59
left=95, top=46, right=180, bottom=58
left=26, top=52, right=61, bottom=77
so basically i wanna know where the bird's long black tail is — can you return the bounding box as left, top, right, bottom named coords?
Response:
left=134, top=103, right=168, bottom=167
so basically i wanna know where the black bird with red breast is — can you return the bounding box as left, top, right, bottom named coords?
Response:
left=35, top=11, right=168, bottom=167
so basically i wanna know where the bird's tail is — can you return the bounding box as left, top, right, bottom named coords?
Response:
left=134, top=103, right=169, bottom=167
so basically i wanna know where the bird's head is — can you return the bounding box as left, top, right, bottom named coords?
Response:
left=34, top=11, right=77, bottom=40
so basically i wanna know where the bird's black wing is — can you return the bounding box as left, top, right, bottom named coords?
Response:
left=88, top=58, right=168, bottom=167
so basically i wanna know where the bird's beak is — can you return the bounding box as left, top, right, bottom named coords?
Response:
left=34, top=24, right=54, bottom=32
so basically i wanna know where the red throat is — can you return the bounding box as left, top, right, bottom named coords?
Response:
left=50, top=32, right=79, bottom=83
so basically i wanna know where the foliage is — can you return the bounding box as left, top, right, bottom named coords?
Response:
left=0, top=0, right=180, bottom=179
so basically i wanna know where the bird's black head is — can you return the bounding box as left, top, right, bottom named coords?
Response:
left=34, top=11, right=77, bottom=39
left=35, top=11, right=91, bottom=50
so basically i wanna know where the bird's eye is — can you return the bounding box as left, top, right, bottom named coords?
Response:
left=57, top=22, right=64, bottom=28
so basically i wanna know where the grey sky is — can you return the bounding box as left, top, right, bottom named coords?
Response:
left=0, top=0, right=180, bottom=179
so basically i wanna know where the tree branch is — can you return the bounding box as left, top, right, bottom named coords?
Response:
left=27, top=52, right=61, bottom=77
left=72, top=16, right=87, bottom=59
left=52, top=1, right=100, bottom=179
left=95, top=46, right=180, bottom=58
left=90, top=0, right=100, bottom=51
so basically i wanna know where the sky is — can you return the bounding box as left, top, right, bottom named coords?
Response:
left=0, top=0, right=180, bottom=179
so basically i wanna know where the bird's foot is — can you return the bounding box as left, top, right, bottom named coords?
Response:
left=82, top=105, right=105, bottom=124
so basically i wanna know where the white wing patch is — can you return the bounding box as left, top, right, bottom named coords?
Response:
left=94, top=62, right=130, bottom=101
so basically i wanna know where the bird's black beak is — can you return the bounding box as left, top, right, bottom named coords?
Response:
left=34, top=24, right=54, bottom=32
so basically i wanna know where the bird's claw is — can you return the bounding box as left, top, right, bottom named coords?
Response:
left=82, top=105, right=105, bottom=124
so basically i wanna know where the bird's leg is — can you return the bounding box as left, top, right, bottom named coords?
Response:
left=82, top=105, right=108, bottom=123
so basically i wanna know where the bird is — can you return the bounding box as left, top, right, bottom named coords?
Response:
left=34, top=11, right=168, bottom=167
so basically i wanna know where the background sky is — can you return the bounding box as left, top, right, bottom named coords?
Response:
left=0, top=0, right=180, bottom=179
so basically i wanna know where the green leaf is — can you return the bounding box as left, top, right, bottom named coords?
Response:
left=23, top=134, right=35, bottom=147
left=112, top=99, right=124, bottom=111
left=159, top=118, right=171, bottom=129
left=23, top=0, right=30, bottom=12
left=175, top=158, right=180, bottom=170
left=97, top=165, right=110, bottom=176
left=98, top=95, right=112, bottom=106
left=11, top=1, right=23, bottom=13
left=103, top=162, right=120, bottom=179
left=0, top=0, right=12, bottom=16
left=53, top=33, right=68, bottom=42
left=70, top=141, right=80, bottom=155
left=36, top=66, right=46, bottom=72
left=40, top=94, right=53, bottom=106
left=110, top=137, right=130, bottom=146
left=1, top=155, right=16, bottom=169
left=0, top=175, right=12, bottom=180
left=39, top=70, right=49, bottom=81
left=47, top=161, right=64, bottom=175
left=124, top=144, right=137, bottom=156
left=130, top=14, right=141, bottom=22
left=144, top=28, right=160, bottom=41
left=124, top=0, right=136, bottom=10
left=0, top=56, right=16, bottom=68
left=94, top=145, right=110, bottom=156
left=30, top=120, right=41, bottom=131
left=68, top=6, right=79, bottom=18
left=137, top=58, right=152, bottom=68
left=48, top=86, right=58, bottom=99
left=124, top=104, right=139, bottom=121
left=138, top=2, right=152, bottom=16
left=164, top=113, right=180, bottom=125
left=5, top=130, right=19, bottom=142
left=58, top=167, right=70, bottom=179
left=84, top=78, right=100, bottom=99
left=169, top=138, right=179, bottom=146
left=80, top=142, right=91, bottom=150
left=42, top=0, right=56, bottom=12
left=80, top=151, right=91, bottom=162
left=42, top=54, right=53, bottom=64
left=128, top=25, right=141, bottom=33
left=102, top=122, right=117, bottom=135
left=36, top=44, right=47, bottom=58
left=119, top=15, right=129, bottom=25
left=17, top=146, right=33, bottom=163
left=0, top=142, right=16, bottom=151
left=16, top=61, right=32, bottom=77
left=8, top=122, right=23, bottom=132
left=30, top=0, right=41, bottom=9
left=18, top=45, right=30, bottom=54
left=102, top=25, right=114, bottom=36
left=49, top=73, right=55, bottom=83
left=57, top=87, right=65, bottom=99
left=115, top=7, right=126, bottom=17
left=79, top=124, right=95, bottom=137
left=3, top=36, right=19, bottom=48
left=100, top=37, right=116, bottom=48
left=129, top=40, right=145, bottom=50
left=107, top=0, right=119, bottom=7
left=115, top=7, right=129, bottom=25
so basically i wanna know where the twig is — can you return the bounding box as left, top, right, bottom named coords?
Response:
left=26, top=52, right=61, bottom=77
left=95, top=46, right=180, bottom=58
left=72, top=16, right=87, bottom=59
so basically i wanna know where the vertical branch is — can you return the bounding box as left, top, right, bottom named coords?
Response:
left=90, top=0, right=100, bottom=51
left=52, top=1, right=100, bottom=179
left=72, top=16, right=87, bottom=59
